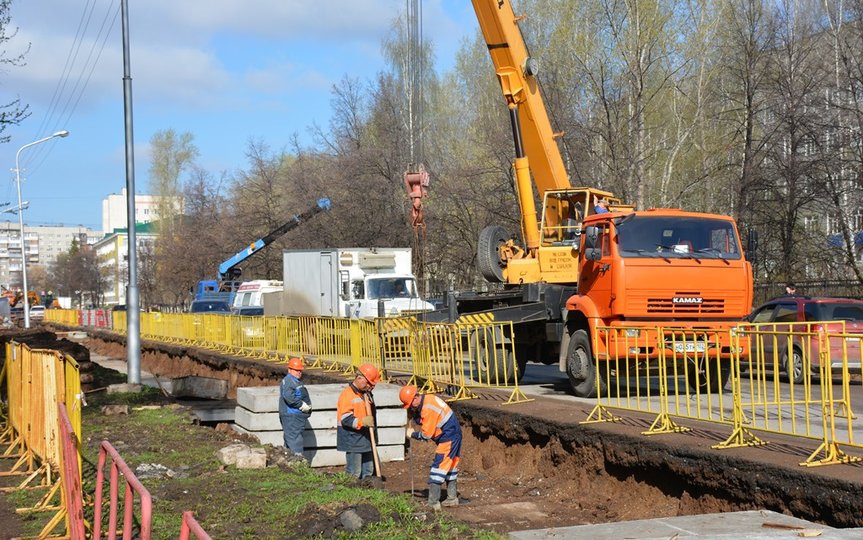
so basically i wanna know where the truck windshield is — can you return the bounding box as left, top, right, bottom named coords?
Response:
left=616, top=216, right=741, bottom=259
left=366, top=278, right=418, bottom=299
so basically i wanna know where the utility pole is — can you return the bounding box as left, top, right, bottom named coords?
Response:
left=121, top=0, right=141, bottom=384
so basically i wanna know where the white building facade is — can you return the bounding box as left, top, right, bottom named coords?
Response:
left=101, top=188, right=181, bottom=233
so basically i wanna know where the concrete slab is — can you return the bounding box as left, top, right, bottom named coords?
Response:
left=232, top=425, right=405, bottom=465
left=236, top=382, right=403, bottom=412
left=234, top=407, right=406, bottom=431
left=231, top=427, right=405, bottom=448
left=508, top=510, right=861, bottom=539
left=236, top=386, right=280, bottom=412
left=170, top=376, right=228, bottom=399
left=174, top=399, right=236, bottom=423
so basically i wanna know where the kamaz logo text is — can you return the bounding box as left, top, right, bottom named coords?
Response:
left=672, top=297, right=703, bottom=304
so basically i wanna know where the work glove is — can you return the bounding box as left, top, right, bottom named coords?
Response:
left=405, top=426, right=415, bottom=439
left=299, top=402, right=312, bottom=414
left=362, top=416, right=375, bottom=428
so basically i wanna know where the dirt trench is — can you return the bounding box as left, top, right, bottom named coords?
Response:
left=77, top=329, right=863, bottom=533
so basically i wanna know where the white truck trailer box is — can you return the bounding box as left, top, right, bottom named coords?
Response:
left=281, top=248, right=433, bottom=318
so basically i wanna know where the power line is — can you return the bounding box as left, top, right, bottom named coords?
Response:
left=25, top=0, right=120, bottom=174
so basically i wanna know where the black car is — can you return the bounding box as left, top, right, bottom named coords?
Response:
left=189, top=300, right=232, bottom=314
left=234, top=307, right=264, bottom=316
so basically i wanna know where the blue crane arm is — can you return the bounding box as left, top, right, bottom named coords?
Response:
left=217, top=197, right=331, bottom=280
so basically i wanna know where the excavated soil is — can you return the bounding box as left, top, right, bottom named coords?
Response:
left=6, top=327, right=863, bottom=535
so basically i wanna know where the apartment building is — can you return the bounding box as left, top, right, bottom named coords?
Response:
left=94, top=223, right=158, bottom=306
left=102, top=187, right=182, bottom=233
left=0, top=221, right=101, bottom=290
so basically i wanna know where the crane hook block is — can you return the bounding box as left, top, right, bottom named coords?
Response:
left=404, top=169, right=430, bottom=228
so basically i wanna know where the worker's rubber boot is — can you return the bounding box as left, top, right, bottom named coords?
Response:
left=427, top=483, right=442, bottom=511
left=441, top=480, right=458, bottom=507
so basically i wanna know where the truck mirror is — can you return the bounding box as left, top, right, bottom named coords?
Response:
left=746, top=229, right=758, bottom=264
left=583, top=226, right=600, bottom=249
left=585, top=247, right=602, bottom=261
left=340, top=280, right=350, bottom=301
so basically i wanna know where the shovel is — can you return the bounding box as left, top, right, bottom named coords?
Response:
left=363, top=393, right=382, bottom=477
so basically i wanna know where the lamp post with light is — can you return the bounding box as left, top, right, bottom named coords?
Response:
left=14, top=130, right=70, bottom=328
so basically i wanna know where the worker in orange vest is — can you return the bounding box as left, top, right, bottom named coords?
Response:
left=336, top=363, right=380, bottom=479
left=400, top=384, right=462, bottom=511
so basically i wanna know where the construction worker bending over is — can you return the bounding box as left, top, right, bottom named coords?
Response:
left=400, top=385, right=462, bottom=511
left=336, top=363, right=380, bottom=479
left=279, top=357, right=312, bottom=457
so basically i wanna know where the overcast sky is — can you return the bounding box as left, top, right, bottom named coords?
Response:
left=0, top=0, right=475, bottom=230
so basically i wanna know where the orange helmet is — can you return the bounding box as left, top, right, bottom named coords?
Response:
left=357, top=363, right=380, bottom=385
left=399, top=385, right=418, bottom=408
left=287, top=357, right=304, bottom=371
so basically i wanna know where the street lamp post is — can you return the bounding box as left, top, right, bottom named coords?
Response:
left=14, top=130, right=70, bottom=329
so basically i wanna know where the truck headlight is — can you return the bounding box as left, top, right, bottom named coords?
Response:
left=624, top=328, right=640, bottom=338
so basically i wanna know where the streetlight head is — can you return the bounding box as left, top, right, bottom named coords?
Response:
left=52, top=130, right=69, bottom=138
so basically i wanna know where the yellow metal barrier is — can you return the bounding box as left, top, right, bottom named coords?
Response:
left=0, top=342, right=84, bottom=538
left=64, top=310, right=532, bottom=405
left=584, top=325, right=744, bottom=435
left=737, top=321, right=862, bottom=466
left=46, top=308, right=80, bottom=326
left=583, top=321, right=863, bottom=468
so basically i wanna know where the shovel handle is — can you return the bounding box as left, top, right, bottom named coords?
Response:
left=363, top=394, right=382, bottom=477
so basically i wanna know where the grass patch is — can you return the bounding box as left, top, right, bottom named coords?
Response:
left=73, top=393, right=501, bottom=540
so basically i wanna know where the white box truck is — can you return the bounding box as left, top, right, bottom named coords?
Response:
left=281, top=248, right=433, bottom=318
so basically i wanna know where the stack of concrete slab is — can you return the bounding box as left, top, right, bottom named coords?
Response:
left=233, top=382, right=407, bottom=467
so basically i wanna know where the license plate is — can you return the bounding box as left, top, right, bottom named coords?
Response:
left=673, top=342, right=706, bottom=353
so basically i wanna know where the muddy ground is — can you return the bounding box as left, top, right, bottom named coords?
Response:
left=5, top=327, right=863, bottom=537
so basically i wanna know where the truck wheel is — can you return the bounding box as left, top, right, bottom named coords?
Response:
left=565, top=329, right=604, bottom=398
left=686, top=357, right=732, bottom=394
left=514, top=344, right=534, bottom=382
left=470, top=329, right=516, bottom=385
left=477, top=225, right=509, bottom=283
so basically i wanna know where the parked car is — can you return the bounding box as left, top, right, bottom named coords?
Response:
left=189, top=300, right=232, bottom=314
left=28, top=305, right=45, bottom=320
left=745, top=296, right=863, bottom=383
left=233, top=306, right=264, bottom=316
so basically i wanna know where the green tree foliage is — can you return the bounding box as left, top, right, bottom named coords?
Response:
left=49, top=239, right=106, bottom=307
left=0, top=0, right=30, bottom=144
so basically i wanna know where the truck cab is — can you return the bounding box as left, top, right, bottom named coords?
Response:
left=231, top=280, right=284, bottom=313
left=561, top=209, right=754, bottom=397
left=282, top=248, right=434, bottom=319
left=346, top=273, right=429, bottom=318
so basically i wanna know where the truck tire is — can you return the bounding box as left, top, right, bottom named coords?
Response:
left=477, top=225, right=509, bottom=283
left=565, top=329, right=605, bottom=398
left=514, top=344, right=532, bottom=382
left=686, top=357, right=732, bottom=394
left=470, top=328, right=517, bottom=385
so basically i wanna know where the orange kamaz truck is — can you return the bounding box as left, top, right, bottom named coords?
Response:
left=420, top=0, right=754, bottom=397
